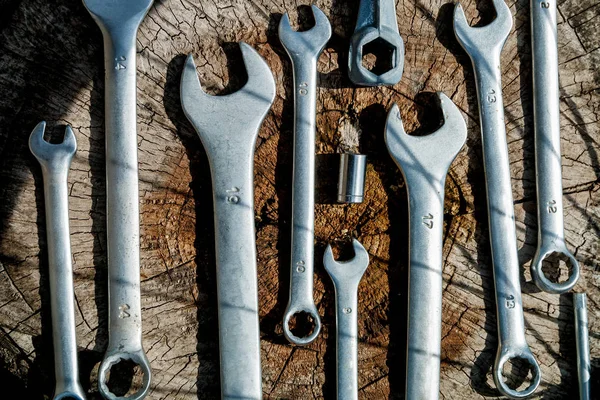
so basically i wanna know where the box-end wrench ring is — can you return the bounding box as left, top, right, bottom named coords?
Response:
left=30, top=122, right=87, bottom=400
left=386, top=93, right=467, bottom=400
left=529, top=0, right=580, bottom=294
left=454, top=1, right=541, bottom=397
left=279, top=5, right=331, bottom=346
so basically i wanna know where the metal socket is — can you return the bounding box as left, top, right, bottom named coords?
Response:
left=337, top=154, right=367, bottom=203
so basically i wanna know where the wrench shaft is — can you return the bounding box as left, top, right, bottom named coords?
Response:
left=405, top=175, right=445, bottom=399
left=335, top=286, right=360, bottom=400
left=531, top=0, right=565, bottom=241
left=43, top=173, right=82, bottom=394
left=290, top=58, right=317, bottom=313
left=574, top=293, right=591, bottom=400
left=103, top=28, right=144, bottom=354
left=472, top=58, right=528, bottom=349
left=210, top=160, right=262, bottom=399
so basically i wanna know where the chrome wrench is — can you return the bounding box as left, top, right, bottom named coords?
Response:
left=530, top=0, right=580, bottom=293
left=30, top=122, right=86, bottom=400
left=82, top=1, right=153, bottom=398
left=323, top=239, right=369, bottom=400
left=180, top=43, right=275, bottom=399
left=279, top=5, right=331, bottom=346
left=574, top=293, right=591, bottom=400
left=454, top=1, right=541, bottom=397
left=348, top=0, right=405, bottom=86
left=385, top=93, right=467, bottom=400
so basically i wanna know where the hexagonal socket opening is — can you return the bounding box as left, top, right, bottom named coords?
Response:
left=361, top=37, right=397, bottom=76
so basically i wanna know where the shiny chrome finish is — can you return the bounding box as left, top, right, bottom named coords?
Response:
left=530, top=0, right=580, bottom=293
left=181, top=43, right=275, bottom=399
left=348, top=0, right=405, bottom=86
left=574, top=293, right=591, bottom=400
left=385, top=93, right=467, bottom=400
left=30, top=122, right=86, bottom=400
left=454, top=1, right=541, bottom=397
left=82, top=0, right=154, bottom=398
left=323, top=239, right=370, bottom=400
left=337, top=154, right=367, bottom=204
left=279, top=5, right=331, bottom=346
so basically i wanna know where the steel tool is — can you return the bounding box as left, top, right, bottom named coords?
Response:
left=385, top=93, right=467, bottom=400
left=348, top=0, right=404, bottom=86
left=530, top=0, right=580, bottom=293
left=323, top=239, right=370, bottom=400
left=30, top=122, right=86, bottom=400
left=279, top=5, right=331, bottom=346
left=82, top=0, right=153, bottom=398
left=337, top=154, right=367, bottom=204
left=454, top=1, right=541, bottom=397
left=180, top=43, right=275, bottom=400
left=574, top=293, right=591, bottom=400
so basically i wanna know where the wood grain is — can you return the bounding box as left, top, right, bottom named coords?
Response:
left=0, top=0, right=598, bottom=398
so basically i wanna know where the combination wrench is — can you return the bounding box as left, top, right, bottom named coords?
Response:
left=30, top=122, right=86, bottom=400
left=385, top=93, right=467, bottom=400
left=454, top=1, right=541, bottom=397
left=348, top=0, right=405, bottom=86
left=279, top=6, right=331, bottom=346
left=180, top=43, right=275, bottom=399
left=323, top=239, right=370, bottom=400
left=82, top=1, right=154, bottom=398
left=530, top=0, right=580, bottom=293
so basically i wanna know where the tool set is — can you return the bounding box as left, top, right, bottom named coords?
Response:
left=26, top=0, right=587, bottom=399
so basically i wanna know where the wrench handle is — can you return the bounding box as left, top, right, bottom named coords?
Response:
left=101, top=28, right=145, bottom=355
left=404, top=174, right=445, bottom=400
left=574, top=293, right=591, bottom=400
left=94, top=23, right=152, bottom=400
left=41, top=165, right=86, bottom=399
left=530, top=0, right=579, bottom=293
left=209, top=159, right=262, bottom=400
left=531, top=0, right=565, bottom=241
left=284, top=55, right=322, bottom=345
left=472, top=57, right=528, bottom=349
left=354, top=0, right=397, bottom=31
left=333, top=283, right=360, bottom=400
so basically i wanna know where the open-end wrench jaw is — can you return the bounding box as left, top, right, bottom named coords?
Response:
left=453, top=0, right=513, bottom=56
left=180, top=43, right=276, bottom=154
left=385, top=93, right=467, bottom=181
left=29, top=121, right=77, bottom=169
left=278, top=5, right=332, bottom=57
left=323, top=239, right=370, bottom=286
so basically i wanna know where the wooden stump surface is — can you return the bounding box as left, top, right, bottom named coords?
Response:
left=0, top=0, right=598, bottom=398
